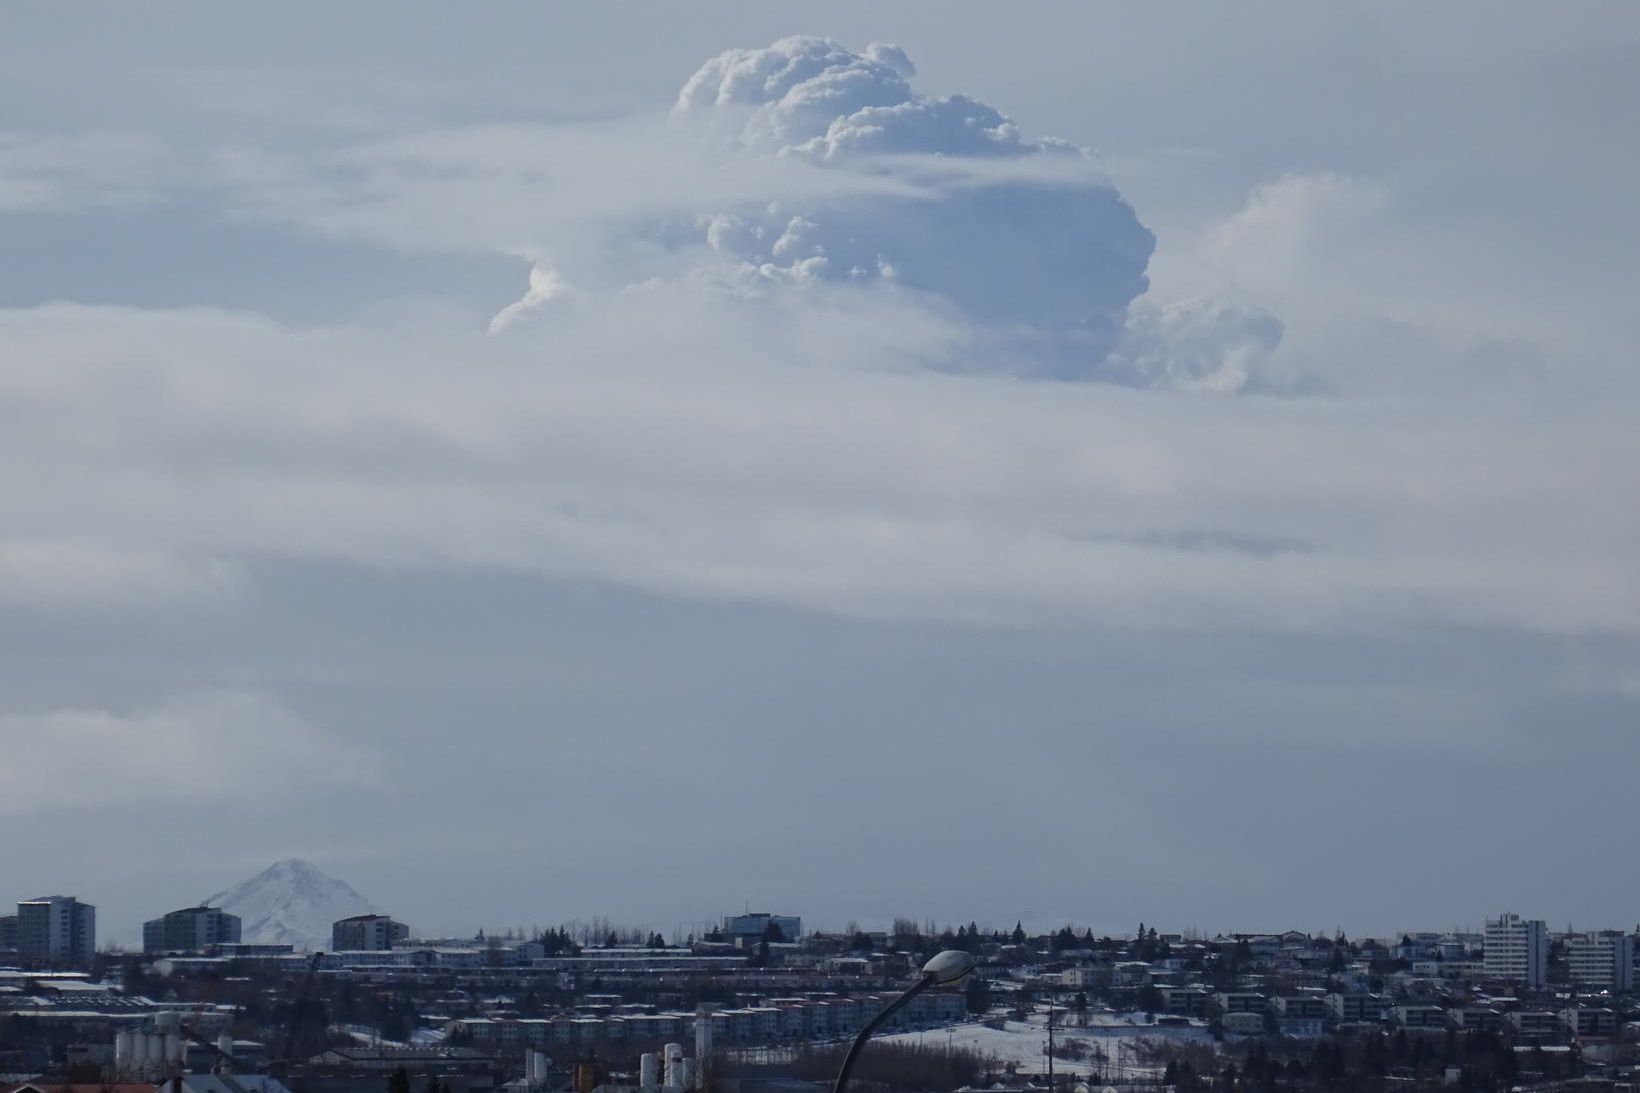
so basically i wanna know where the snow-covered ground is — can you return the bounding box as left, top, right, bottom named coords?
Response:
left=880, top=1012, right=1214, bottom=1078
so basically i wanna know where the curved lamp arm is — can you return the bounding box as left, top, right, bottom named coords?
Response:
left=832, top=950, right=976, bottom=1093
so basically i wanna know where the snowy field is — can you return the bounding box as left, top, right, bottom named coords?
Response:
left=880, top=1013, right=1215, bottom=1078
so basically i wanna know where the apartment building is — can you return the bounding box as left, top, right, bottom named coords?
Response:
left=17, top=896, right=95, bottom=967
left=1214, top=992, right=1268, bottom=1015
left=1326, top=993, right=1386, bottom=1023
left=723, top=913, right=801, bottom=944
left=143, top=906, right=242, bottom=954
left=1567, top=931, right=1635, bottom=992
left=1484, top=913, right=1548, bottom=991
left=1392, top=1005, right=1446, bottom=1029
left=1454, top=1007, right=1505, bottom=1031
left=1161, top=986, right=1211, bottom=1016
left=1270, top=996, right=1329, bottom=1020
left=331, top=914, right=409, bottom=951
left=1561, top=1008, right=1617, bottom=1038
left=1509, top=1010, right=1563, bottom=1039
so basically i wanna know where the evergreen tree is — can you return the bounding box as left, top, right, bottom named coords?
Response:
left=1011, top=922, right=1026, bottom=945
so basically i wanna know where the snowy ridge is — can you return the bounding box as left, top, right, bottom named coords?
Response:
left=205, top=858, right=383, bottom=950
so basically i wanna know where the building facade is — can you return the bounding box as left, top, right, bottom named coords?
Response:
left=142, top=906, right=242, bottom=955
left=17, top=896, right=96, bottom=966
left=1484, top=913, right=1548, bottom=990
left=332, top=914, right=409, bottom=951
left=1567, top=930, right=1635, bottom=992
left=722, top=913, right=801, bottom=943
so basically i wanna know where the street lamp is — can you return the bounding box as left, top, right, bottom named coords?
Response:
left=832, top=950, right=977, bottom=1093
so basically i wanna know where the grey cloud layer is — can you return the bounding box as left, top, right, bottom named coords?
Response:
left=4, top=11, right=1639, bottom=938
left=2, top=290, right=1634, bottom=633
left=0, top=690, right=372, bottom=814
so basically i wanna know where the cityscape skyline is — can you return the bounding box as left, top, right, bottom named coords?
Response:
left=8, top=866, right=1640, bottom=957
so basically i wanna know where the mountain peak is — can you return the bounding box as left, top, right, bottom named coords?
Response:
left=206, top=859, right=386, bottom=950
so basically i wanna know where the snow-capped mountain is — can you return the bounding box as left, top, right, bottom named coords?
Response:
left=205, top=859, right=384, bottom=950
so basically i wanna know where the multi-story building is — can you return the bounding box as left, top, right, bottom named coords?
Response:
left=722, top=913, right=801, bottom=944
left=1484, top=913, right=1548, bottom=990
left=331, top=914, right=409, bottom=952
left=1455, top=1007, right=1505, bottom=1031
left=1567, top=931, right=1634, bottom=992
left=0, top=914, right=17, bottom=952
left=1161, top=987, right=1211, bottom=1016
left=1213, top=992, right=1267, bottom=1015
left=1392, top=1005, right=1447, bottom=1029
left=1326, top=993, right=1386, bottom=1023
left=1061, top=966, right=1108, bottom=989
left=1112, top=961, right=1152, bottom=987
left=143, top=906, right=242, bottom=954
left=1561, top=1007, right=1617, bottom=1038
left=17, top=896, right=95, bottom=966
left=1270, top=996, right=1328, bottom=1020
left=1509, top=1010, right=1562, bottom=1039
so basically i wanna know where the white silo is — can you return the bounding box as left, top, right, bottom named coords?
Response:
left=640, top=1053, right=659, bottom=1090
left=680, top=1059, right=695, bottom=1089
left=531, top=1051, right=549, bottom=1086
left=116, top=1029, right=134, bottom=1070
left=165, top=1031, right=182, bottom=1065
left=663, top=1043, right=684, bottom=1089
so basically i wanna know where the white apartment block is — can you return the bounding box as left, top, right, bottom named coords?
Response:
left=143, top=906, right=241, bottom=954
left=1484, top=913, right=1548, bottom=990
left=17, top=896, right=95, bottom=967
left=1567, top=931, right=1635, bottom=992
left=331, top=914, right=409, bottom=951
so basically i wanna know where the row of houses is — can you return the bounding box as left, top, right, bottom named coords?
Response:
left=1126, top=984, right=1622, bottom=1042
left=447, top=991, right=965, bottom=1049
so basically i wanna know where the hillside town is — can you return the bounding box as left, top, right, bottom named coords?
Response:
left=4, top=872, right=1640, bottom=1093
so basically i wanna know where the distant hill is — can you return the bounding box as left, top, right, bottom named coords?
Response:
left=205, top=858, right=384, bottom=950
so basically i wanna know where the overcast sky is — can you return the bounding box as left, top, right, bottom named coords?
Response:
left=3, top=3, right=1638, bottom=945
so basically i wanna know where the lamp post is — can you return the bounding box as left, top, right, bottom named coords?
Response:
left=832, top=950, right=977, bottom=1093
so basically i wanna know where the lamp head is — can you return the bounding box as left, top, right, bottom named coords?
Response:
left=921, top=949, right=977, bottom=985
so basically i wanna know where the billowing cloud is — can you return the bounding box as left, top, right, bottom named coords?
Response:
left=1105, top=297, right=1284, bottom=392
left=659, top=36, right=1157, bottom=378
left=0, top=689, right=375, bottom=814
